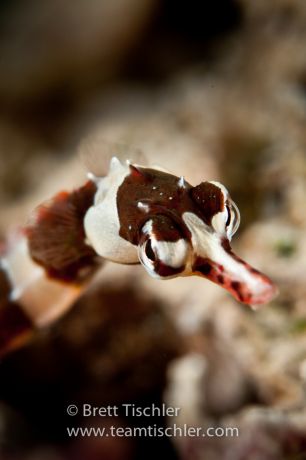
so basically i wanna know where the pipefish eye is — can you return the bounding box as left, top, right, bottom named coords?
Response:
left=197, top=181, right=240, bottom=240
left=225, top=204, right=231, bottom=226
left=138, top=218, right=190, bottom=279
left=211, top=198, right=240, bottom=239
left=144, top=238, right=156, bottom=262
left=226, top=200, right=240, bottom=239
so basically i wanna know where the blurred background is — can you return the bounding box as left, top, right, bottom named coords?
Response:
left=1, top=0, right=306, bottom=459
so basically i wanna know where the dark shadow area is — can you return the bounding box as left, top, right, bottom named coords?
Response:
left=0, top=282, right=183, bottom=459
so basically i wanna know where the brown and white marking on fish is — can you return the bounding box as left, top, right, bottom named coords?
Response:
left=0, top=150, right=277, bottom=358
left=0, top=181, right=100, bottom=356
left=84, top=157, right=277, bottom=305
